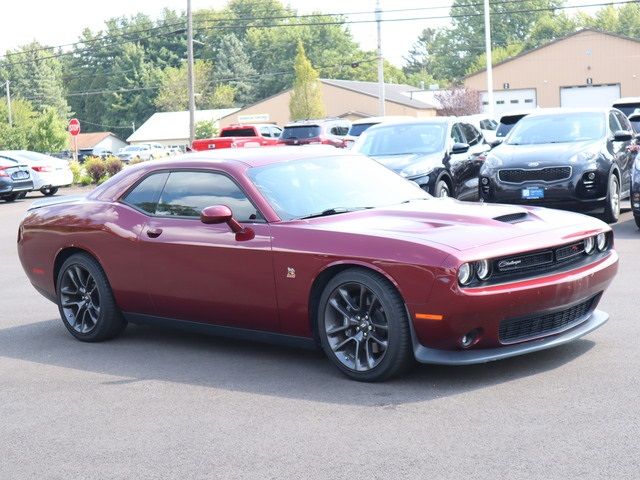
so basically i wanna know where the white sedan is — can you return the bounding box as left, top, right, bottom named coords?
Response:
left=0, top=150, right=73, bottom=196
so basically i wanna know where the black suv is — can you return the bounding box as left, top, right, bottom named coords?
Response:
left=480, top=108, right=636, bottom=223
left=279, top=119, right=351, bottom=148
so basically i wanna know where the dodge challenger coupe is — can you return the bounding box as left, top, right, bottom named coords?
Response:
left=18, top=147, right=618, bottom=381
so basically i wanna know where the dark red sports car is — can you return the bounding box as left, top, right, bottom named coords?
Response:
left=18, top=147, right=618, bottom=381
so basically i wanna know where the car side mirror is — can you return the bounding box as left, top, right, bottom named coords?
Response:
left=451, top=142, right=470, bottom=154
left=201, top=205, right=254, bottom=240
left=489, top=139, right=503, bottom=148
left=613, top=130, right=633, bottom=142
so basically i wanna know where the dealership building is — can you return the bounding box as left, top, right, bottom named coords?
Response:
left=464, top=29, right=640, bottom=115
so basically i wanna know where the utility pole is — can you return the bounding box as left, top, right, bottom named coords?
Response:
left=483, top=0, right=495, bottom=117
left=187, top=0, right=196, bottom=146
left=131, top=121, right=135, bottom=135
left=375, top=0, right=385, bottom=116
left=5, top=80, right=12, bottom=127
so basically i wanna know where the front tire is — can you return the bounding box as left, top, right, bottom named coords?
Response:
left=603, top=174, right=620, bottom=224
left=433, top=177, right=451, bottom=198
left=56, top=253, right=127, bottom=342
left=634, top=214, right=640, bottom=230
left=317, top=268, right=413, bottom=382
left=3, top=193, right=18, bottom=202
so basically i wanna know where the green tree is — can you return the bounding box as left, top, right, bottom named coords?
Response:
left=0, top=98, right=35, bottom=149
left=195, top=120, right=218, bottom=139
left=155, top=60, right=236, bottom=111
left=289, top=41, right=324, bottom=121
left=214, top=34, right=257, bottom=105
left=466, top=43, right=525, bottom=75
left=28, top=107, right=69, bottom=152
left=0, top=42, right=70, bottom=118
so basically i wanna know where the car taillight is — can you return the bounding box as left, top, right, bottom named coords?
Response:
left=32, top=166, right=53, bottom=173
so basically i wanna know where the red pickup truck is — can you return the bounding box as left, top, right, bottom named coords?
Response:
left=191, top=124, right=283, bottom=151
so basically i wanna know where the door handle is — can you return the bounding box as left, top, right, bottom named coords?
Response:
left=147, top=227, right=163, bottom=238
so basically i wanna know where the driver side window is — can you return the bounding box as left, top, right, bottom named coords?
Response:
left=451, top=124, right=465, bottom=144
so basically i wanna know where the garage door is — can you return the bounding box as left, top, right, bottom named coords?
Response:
left=560, top=84, right=620, bottom=108
left=481, top=89, right=537, bottom=115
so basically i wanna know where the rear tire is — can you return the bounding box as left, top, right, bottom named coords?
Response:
left=56, top=253, right=127, bottom=342
left=3, top=193, right=18, bottom=202
left=317, top=268, right=413, bottom=382
left=603, top=174, right=620, bottom=224
left=40, top=187, right=58, bottom=196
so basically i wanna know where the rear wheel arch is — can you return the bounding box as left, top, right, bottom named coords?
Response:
left=308, top=263, right=404, bottom=344
left=53, top=248, right=105, bottom=293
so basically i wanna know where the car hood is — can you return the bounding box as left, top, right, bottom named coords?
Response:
left=294, top=198, right=607, bottom=254
left=370, top=152, right=444, bottom=174
left=491, top=140, right=602, bottom=167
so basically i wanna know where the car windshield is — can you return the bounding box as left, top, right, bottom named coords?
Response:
left=612, top=103, right=640, bottom=117
left=248, top=155, right=429, bottom=221
left=348, top=123, right=376, bottom=137
left=281, top=125, right=321, bottom=139
left=506, top=113, right=605, bottom=145
left=354, top=123, right=446, bottom=156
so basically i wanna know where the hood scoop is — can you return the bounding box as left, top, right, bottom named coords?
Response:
left=493, top=212, right=529, bottom=224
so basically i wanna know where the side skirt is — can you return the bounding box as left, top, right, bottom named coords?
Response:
left=124, top=312, right=318, bottom=350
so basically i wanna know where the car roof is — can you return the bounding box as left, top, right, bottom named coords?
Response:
left=284, top=118, right=350, bottom=127
left=612, top=97, right=640, bottom=105
left=522, top=107, right=611, bottom=118
left=351, top=115, right=413, bottom=125
left=156, top=145, right=353, bottom=168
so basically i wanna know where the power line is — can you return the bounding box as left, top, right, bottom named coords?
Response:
left=2, top=0, right=635, bottom=68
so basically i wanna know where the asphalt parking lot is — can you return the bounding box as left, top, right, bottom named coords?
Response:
left=1, top=189, right=639, bottom=480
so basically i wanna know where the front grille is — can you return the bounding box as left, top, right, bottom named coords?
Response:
left=555, top=241, right=585, bottom=262
left=499, top=166, right=571, bottom=183
left=499, top=294, right=599, bottom=343
left=495, top=251, right=554, bottom=273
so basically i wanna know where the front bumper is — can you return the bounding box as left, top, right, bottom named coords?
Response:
left=480, top=165, right=608, bottom=210
left=414, top=309, right=607, bottom=365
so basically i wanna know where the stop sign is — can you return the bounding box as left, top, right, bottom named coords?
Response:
left=68, top=118, right=81, bottom=136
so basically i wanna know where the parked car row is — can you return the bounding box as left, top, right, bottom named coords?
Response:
left=116, top=143, right=170, bottom=163
left=0, top=150, right=73, bottom=202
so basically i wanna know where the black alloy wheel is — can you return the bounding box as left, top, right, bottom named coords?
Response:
left=318, top=268, right=413, bottom=382
left=603, top=174, right=620, bottom=224
left=56, top=253, right=127, bottom=342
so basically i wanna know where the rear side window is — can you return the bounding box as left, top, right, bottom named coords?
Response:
left=123, top=172, right=169, bottom=214
left=156, top=171, right=261, bottom=222
left=281, top=125, right=321, bottom=139
left=221, top=128, right=256, bottom=137
left=608, top=113, right=621, bottom=133
left=460, top=123, right=480, bottom=146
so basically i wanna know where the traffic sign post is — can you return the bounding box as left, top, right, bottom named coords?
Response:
left=68, top=119, right=81, bottom=161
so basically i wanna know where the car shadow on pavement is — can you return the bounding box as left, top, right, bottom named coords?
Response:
left=0, top=318, right=596, bottom=406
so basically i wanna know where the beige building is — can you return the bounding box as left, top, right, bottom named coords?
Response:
left=465, top=29, right=640, bottom=115
left=219, top=79, right=437, bottom=128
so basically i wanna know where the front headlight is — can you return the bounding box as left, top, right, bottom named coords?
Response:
left=476, top=259, right=491, bottom=280
left=596, top=232, right=607, bottom=251
left=401, top=161, right=435, bottom=179
left=458, top=263, right=473, bottom=286
left=483, top=154, right=502, bottom=169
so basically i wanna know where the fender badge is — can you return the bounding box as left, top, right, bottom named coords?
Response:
left=286, top=267, right=296, bottom=279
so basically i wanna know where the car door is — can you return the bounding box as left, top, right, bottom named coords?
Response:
left=258, top=126, right=273, bottom=145
left=136, top=169, right=279, bottom=332
left=613, top=110, right=634, bottom=195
